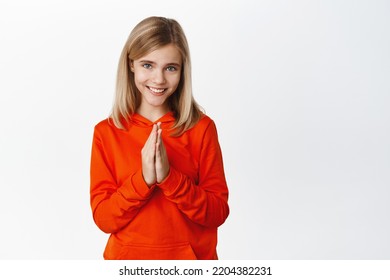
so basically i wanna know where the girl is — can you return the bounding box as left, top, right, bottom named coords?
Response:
left=90, top=16, right=229, bottom=260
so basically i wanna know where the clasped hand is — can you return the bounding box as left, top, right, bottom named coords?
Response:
left=141, top=122, right=170, bottom=186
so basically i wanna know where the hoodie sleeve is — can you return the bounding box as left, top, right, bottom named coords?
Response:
left=157, top=119, right=229, bottom=228
left=90, top=126, right=155, bottom=234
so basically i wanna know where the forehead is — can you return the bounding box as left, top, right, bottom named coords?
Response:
left=137, top=44, right=182, bottom=64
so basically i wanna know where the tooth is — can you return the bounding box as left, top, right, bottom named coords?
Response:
left=150, top=87, right=164, bottom=93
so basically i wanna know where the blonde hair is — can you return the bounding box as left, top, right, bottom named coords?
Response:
left=111, top=16, right=203, bottom=135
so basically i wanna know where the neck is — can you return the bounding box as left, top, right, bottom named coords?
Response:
left=136, top=105, right=169, bottom=123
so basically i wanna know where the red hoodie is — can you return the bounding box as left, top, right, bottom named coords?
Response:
left=90, top=112, right=229, bottom=259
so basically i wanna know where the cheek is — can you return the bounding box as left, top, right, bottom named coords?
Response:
left=133, top=69, right=148, bottom=84
left=169, top=74, right=181, bottom=89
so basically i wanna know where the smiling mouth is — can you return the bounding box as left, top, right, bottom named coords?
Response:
left=147, top=86, right=166, bottom=95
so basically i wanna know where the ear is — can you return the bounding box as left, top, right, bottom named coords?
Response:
left=130, top=60, right=134, bottom=72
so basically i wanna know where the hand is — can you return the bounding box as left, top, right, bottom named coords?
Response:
left=141, top=124, right=157, bottom=186
left=155, top=123, right=170, bottom=183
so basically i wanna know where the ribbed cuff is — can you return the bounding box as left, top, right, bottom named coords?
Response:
left=156, top=167, right=182, bottom=195
left=120, top=169, right=155, bottom=199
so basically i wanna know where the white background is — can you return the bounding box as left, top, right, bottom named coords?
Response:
left=0, top=0, right=389, bottom=259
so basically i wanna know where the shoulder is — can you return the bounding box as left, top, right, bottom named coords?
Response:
left=185, top=114, right=218, bottom=139
left=94, top=118, right=111, bottom=131
left=93, top=118, right=123, bottom=136
left=193, top=114, right=215, bottom=131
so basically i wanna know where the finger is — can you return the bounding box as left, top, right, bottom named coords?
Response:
left=155, top=140, right=161, bottom=161
left=142, top=124, right=157, bottom=160
left=142, top=124, right=158, bottom=186
left=156, top=127, right=162, bottom=145
left=145, top=124, right=157, bottom=148
left=151, top=123, right=158, bottom=140
left=156, top=130, right=169, bottom=164
left=151, top=124, right=158, bottom=145
left=155, top=132, right=169, bottom=183
left=156, top=128, right=162, bottom=154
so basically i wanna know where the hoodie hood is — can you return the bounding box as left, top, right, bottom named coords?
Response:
left=128, top=111, right=176, bottom=129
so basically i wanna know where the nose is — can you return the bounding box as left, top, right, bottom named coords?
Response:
left=152, top=69, right=166, bottom=84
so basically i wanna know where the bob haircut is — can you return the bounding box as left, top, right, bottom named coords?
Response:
left=111, top=16, right=203, bottom=135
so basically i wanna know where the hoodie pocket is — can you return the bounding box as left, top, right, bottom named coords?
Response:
left=118, top=242, right=198, bottom=260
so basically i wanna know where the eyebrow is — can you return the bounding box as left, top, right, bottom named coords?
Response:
left=139, top=60, right=181, bottom=67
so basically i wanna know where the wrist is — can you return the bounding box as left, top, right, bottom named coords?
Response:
left=157, top=167, right=170, bottom=184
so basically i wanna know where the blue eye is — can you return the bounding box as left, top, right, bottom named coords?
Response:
left=166, top=66, right=177, bottom=72
left=143, top=63, right=152, bottom=69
